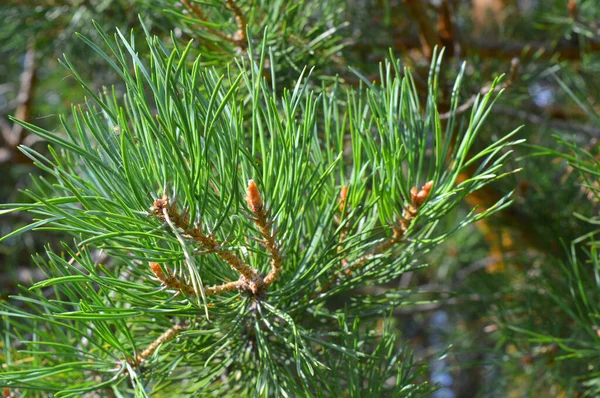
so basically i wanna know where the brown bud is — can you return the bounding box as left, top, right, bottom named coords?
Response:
left=410, top=181, right=434, bottom=207
left=339, top=185, right=348, bottom=212
left=568, top=0, right=578, bottom=20
left=410, top=187, right=419, bottom=205
left=246, top=179, right=263, bottom=213
left=149, top=262, right=167, bottom=283
left=153, top=197, right=169, bottom=217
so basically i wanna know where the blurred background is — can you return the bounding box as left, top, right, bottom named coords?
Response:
left=2, top=1, right=600, bottom=396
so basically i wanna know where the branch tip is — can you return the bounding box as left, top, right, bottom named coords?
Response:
left=318, top=181, right=434, bottom=297
left=410, top=180, right=434, bottom=208
left=246, top=179, right=283, bottom=287
left=246, top=179, right=263, bottom=213
left=339, top=185, right=348, bottom=212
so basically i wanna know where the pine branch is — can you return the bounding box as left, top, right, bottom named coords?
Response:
left=152, top=196, right=259, bottom=283
left=317, top=181, right=434, bottom=297
left=181, top=0, right=247, bottom=49
left=225, top=0, right=247, bottom=48
left=403, top=0, right=442, bottom=58
left=245, top=180, right=283, bottom=287
left=149, top=262, right=241, bottom=296
left=129, top=325, right=183, bottom=367
left=0, top=23, right=522, bottom=394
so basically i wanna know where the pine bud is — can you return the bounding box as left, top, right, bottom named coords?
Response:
left=246, top=179, right=263, bottom=213
left=339, top=185, right=348, bottom=212
left=410, top=181, right=434, bottom=208
left=149, top=262, right=168, bottom=283
left=153, top=197, right=169, bottom=217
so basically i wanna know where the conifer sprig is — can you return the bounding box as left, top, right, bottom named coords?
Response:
left=318, top=180, right=434, bottom=296
left=153, top=195, right=258, bottom=283
left=0, top=20, right=521, bottom=395
left=246, top=179, right=283, bottom=287
left=147, top=0, right=348, bottom=75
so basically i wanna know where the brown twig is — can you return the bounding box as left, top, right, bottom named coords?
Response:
left=315, top=227, right=403, bottom=299
left=359, top=181, right=433, bottom=268
left=493, top=106, right=600, bottom=138
left=245, top=180, right=283, bottom=286
left=437, top=0, right=456, bottom=56
left=11, top=46, right=37, bottom=145
left=464, top=37, right=600, bottom=62
left=153, top=196, right=258, bottom=281
left=0, top=44, right=38, bottom=165
left=403, top=0, right=442, bottom=58
left=181, top=0, right=247, bottom=49
left=352, top=225, right=405, bottom=270
left=337, top=186, right=350, bottom=272
left=360, top=33, right=600, bottom=62
left=149, top=262, right=241, bottom=296
left=225, top=0, right=247, bottom=48
left=129, top=325, right=183, bottom=367
left=350, top=181, right=433, bottom=270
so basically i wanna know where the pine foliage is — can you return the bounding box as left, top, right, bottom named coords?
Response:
left=0, top=19, right=520, bottom=396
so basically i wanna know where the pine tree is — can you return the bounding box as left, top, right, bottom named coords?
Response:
left=0, top=14, right=520, bottom=395
left=2, top=1, right=600, bottom=396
